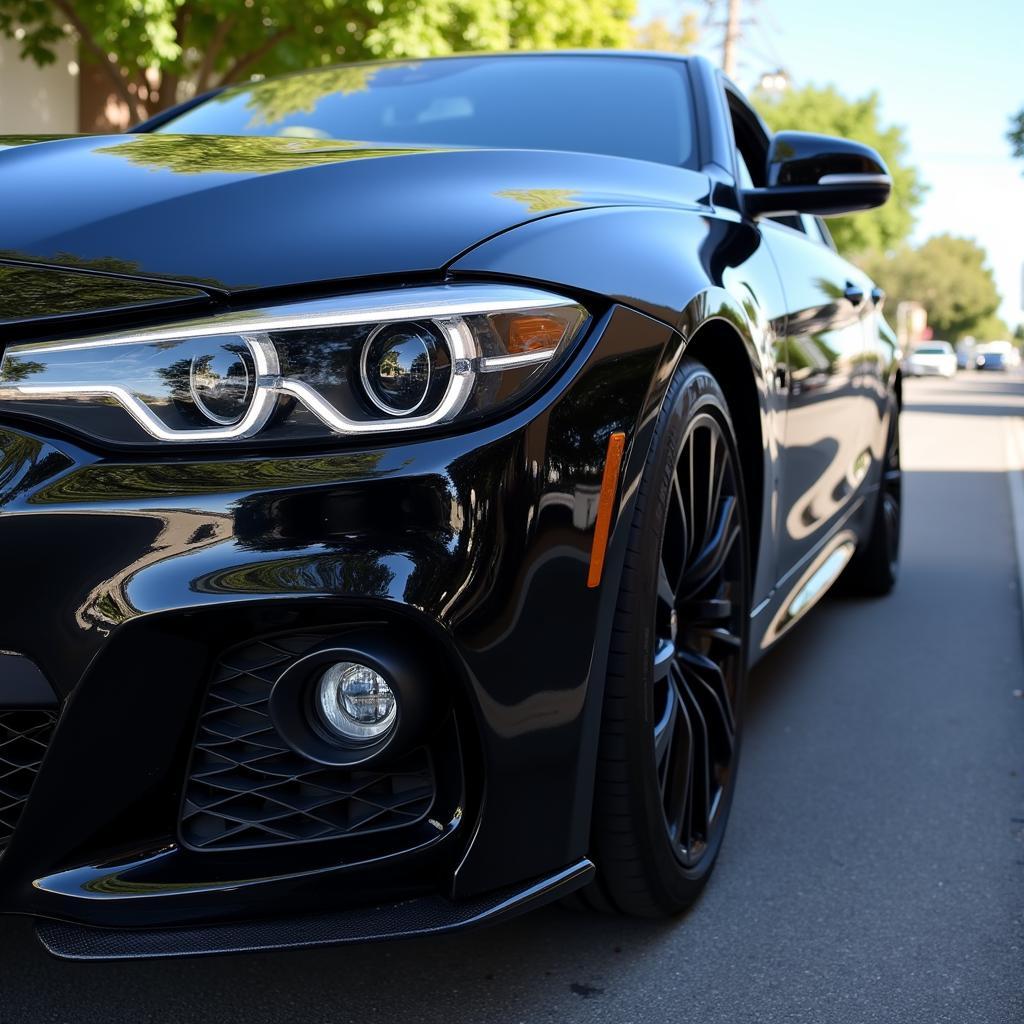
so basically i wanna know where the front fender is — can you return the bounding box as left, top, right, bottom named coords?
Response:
left=450, top=205, right=790, bottom=847
left=451, top=204, right=789, bottom=610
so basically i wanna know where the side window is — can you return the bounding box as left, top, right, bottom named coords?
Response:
left=814, top=217, right=838, bottom=252
left=797, top=215, right=838, bottom=249
left=726, top=93, right=767, bottom=188
left=771, top=215, right=806, bottom=233
left=726, top=87, right=804, bottom=234
left=734, top=146, right=755, bottom=190
left=800, top=214, right=824, bottom=241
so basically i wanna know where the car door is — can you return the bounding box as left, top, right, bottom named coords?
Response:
left=762, top=215, right=876, bottom=576
left=723, top=84, right=876, bottom=586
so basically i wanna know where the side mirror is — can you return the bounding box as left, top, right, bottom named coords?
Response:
left=744, top=130, right=891, bottom=218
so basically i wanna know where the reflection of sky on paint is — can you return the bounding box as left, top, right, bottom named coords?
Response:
left=639, top=0, right=1024, bottom=326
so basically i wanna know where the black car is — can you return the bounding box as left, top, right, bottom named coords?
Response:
left=0, top=52, right=900, bottom=960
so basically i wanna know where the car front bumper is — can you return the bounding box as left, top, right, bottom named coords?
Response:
left=0, top=303, right=675, bottom=956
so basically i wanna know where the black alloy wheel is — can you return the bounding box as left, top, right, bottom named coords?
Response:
left=843, top=396, right=901, bottom=596
left=580, top=357, right=751, bottom=917
left=879, top=412, right=902, bottom=579
left=652, top=411, right=746, bottom=867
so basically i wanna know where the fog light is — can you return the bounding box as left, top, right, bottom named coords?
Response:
left=316, top=662, right=397, bottom=743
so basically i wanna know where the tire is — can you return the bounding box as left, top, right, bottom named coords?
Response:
left=580, top=357, right=751, bottom=917
left=842, top=397, right=901, bottom=596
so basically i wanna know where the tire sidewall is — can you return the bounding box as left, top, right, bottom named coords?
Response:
left=617, top=360, right=751, bottom=901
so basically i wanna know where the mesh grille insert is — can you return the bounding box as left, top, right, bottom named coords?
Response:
left=0, top=709, right=57, bottom=854
left=180, top=634, right=436, bottom=852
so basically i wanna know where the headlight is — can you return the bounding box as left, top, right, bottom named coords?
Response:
left=0, top=284, right=588, bottom=446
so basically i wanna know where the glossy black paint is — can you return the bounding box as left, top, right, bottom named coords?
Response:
left=0, top=52, right=898, bottom=954
left=0, top=134, right=703, bottom=294
left=745, top=130, right=892, bottom=218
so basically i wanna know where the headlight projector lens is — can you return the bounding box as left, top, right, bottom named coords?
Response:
left=189, top=344, right=256, bottom=425
left=316, top=662, right=397, bottom=743
left=360, top=321, right=449, bottom=416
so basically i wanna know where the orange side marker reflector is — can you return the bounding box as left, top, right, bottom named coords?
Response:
left=587, top=431, right=627, bottom=589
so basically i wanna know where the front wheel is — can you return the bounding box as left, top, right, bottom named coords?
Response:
left=581, top=358, right=751, bottom=916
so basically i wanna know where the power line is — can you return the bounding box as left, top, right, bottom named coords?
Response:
left=703, top=0, right=790, bottom=84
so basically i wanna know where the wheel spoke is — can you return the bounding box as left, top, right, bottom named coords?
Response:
left=678, top=647, right=736, bottom=737
left=680, top=494, right=739, bottom=599
left=653, top=681, right=678, bottom=785
left=705, top=427, right=724, bottom=544
left=673, top=666, right=710, bottom=844
left=684, top=438, right=700, bottom=565
left=679, top=660, right=735, bottom=754
left=662, top=680, right=693, bottom=841
left=663, top=471, right=688, bottom=587
left=653, top=637, right=675, bottom=684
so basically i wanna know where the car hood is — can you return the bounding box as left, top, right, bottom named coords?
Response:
left=0, top=134, right=710, bottom=296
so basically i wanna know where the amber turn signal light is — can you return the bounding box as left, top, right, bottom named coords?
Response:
left=507, top=314, right=570, bottom=354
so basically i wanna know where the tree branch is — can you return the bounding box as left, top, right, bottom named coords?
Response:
left=51, top=0, right=146, bottom=120
left=156, top=1, right=192, bottom=110
left=194, top=14, right=237, bottom=93
left=218, top=27, right=294, bottom=86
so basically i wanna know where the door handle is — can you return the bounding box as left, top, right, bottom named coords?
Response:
left=844, top=282, right=865, bottom=307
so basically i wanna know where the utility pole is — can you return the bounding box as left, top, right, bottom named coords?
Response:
left=722, top=0, right=741, bottom=78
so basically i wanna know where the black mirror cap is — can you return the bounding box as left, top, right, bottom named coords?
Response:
left=745, top=130, right=892, bottom=219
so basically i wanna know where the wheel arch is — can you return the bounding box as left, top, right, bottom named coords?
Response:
left=681, top=317, right=766, bottom=581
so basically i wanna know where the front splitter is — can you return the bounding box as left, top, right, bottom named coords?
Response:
left=33, top=858, right=595, bottom=961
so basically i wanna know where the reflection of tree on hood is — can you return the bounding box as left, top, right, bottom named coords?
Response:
left=0, top=261, right=199, bottom=323
left=95, top=135, right=430, bottom=176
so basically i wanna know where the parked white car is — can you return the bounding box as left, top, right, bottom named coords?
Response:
left=904, top=341, right=957, bottom=378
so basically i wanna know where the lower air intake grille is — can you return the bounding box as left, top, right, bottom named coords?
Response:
left=0, top=709, right=57, bottom=854
left=180, top=634, right=436, bottom=852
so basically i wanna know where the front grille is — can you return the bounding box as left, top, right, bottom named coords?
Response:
left=180, top=634, right=436, bottom=852
left=0, top=709, right=57, bottom=854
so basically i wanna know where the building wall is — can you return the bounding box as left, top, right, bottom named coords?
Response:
left=0, top=35, right=78, bottom=134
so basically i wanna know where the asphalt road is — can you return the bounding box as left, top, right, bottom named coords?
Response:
left=2, top=372, right=1023, bottom=1024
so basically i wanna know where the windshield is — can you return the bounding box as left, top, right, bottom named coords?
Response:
left=914, top=345, right=952, bottom=355
left=154, top=55, right=697, bottom=168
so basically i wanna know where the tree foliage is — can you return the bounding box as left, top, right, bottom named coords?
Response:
left=755, top=85, right=925, bottom=256
left=0, top=0, right=635, bottom=122
left=1009, top=106, right=1024, bottom=166
left=631, top=11, right=698, bottom=54
left=859, top=234, right=1003, bottom=341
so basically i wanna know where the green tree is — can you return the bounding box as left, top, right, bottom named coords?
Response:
left=0, top=0, right=635, bottom=123
left=971, top=313, right=1011, bottom=342
left=860, top=234, right=1002, bottom=341
left=632, top=11, right=699, bottom=53
left=754, top=85, right=925, bottom=256
left=1009, top=107, right=1024, bottom=167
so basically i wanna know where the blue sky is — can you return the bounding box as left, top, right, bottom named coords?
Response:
left=638, top=0, right=1024, bottom=327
